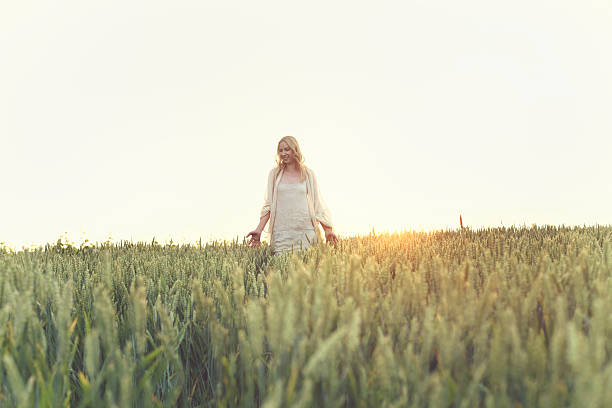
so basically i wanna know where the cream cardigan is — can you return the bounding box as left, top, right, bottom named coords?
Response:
left=260, top=166, right=334, bottom=242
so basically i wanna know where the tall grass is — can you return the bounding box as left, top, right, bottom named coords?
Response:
left=1, top=226, right=611, bottom=407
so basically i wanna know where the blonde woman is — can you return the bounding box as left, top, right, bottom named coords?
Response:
left=246, top=136, right=338, bottom=254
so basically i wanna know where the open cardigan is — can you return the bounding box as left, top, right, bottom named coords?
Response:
left=260, top=166, right=333, bottom=243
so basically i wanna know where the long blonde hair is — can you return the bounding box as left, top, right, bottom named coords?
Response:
left=274, top=136, right=307, bottom=181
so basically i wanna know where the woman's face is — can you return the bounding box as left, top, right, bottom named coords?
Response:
left=278, top=141, right=296, bottom=164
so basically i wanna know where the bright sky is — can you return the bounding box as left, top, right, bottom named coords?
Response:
left=1, top=0, right=611, bottom=249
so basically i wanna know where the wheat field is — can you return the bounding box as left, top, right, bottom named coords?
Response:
left=1, top=226, right=611, bottom=407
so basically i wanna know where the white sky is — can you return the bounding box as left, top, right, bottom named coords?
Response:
left=1, top=0, right=611, bottom=249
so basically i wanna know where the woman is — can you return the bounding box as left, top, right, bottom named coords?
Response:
left=246, top=136, right=338, bottom=254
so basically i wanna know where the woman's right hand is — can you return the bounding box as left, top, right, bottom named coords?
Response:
left=246, top=230, right=261, bottom=247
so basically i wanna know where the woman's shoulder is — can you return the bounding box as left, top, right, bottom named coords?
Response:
left=267, top=166, right=281, bottom=180
left=304, top=166, right=316, bottom=178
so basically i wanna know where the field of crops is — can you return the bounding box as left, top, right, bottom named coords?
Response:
left=1, top=226, right=611, bottom=407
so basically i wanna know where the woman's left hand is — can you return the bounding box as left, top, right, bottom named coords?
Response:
left=324, top=229, right=338, bottom=246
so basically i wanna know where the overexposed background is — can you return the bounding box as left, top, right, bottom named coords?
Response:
left=1, top=0, right=611, bottom=248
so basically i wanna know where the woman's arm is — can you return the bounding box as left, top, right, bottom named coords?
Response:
left=308, top=168, right=336, bottom=244
left=260, top=168, right=276, bottom=218
left=309, top=169, right=333, bottom=228
left=247, top=169, right=276, bottom=247
left=247, top=212, right=270, bottom=247
left=255, top=212, right=270, bottom=234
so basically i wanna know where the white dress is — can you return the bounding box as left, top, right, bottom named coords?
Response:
left=271, top=181, right=317, bottom=254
